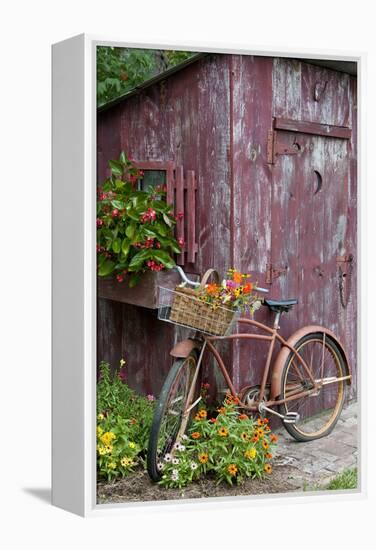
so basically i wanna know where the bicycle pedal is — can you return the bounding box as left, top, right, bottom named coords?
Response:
left=283, top=412, right=300, bottom=424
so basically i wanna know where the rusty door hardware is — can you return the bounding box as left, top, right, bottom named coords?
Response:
left=337, top=254, right=353, bottom=308
left=265, top=263, right=288, bottom=284
left=267, top=130, right=301, bottom=164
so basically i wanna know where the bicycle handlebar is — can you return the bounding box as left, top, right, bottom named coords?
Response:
left=174, top=266, right=269, bottom=293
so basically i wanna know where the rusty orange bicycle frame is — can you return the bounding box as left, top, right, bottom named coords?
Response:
left=199, top=316, right=320, bottom=411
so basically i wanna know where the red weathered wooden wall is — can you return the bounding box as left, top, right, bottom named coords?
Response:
left=97, top=54, right=357, bottom=401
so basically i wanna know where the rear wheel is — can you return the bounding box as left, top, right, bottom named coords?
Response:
left=279, top=333, right=346, bottom=441
left=147, top=351, right=198, bottom=482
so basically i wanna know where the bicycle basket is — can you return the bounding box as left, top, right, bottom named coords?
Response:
left=158, top=269, right=239, bottom=336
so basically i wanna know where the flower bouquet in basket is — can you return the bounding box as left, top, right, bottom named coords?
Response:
left=168, top=268, right=262, bottom=336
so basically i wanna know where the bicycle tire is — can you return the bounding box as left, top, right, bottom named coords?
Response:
left=147, top=350, right=198, bottom=482
left=279, top=332, right=346, bottom=442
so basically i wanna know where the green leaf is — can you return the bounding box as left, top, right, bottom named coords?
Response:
left=115, top=179, right=125, bottom=190
left=108, top=160, right=123, bottom=176
left=151, top=250, right=176, bottom=269
left=98, top=260, right=115, bottom=277
left=111, top=200, right=125, bottom=210
left=125, top=223, right=136, bottom=239
left=112, top=238, right=121, bottom=253
left=128, top=249, right=151, bottom=269
left=154, top=223, right=167, bottom=237
left=163, top=213, right=172, bottom=227
left=119, top=151, right=126, bottom=164
left=121, top=238, right=130, bottom=256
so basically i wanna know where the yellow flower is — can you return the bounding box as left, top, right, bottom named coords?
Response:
left=198, top=453, right=209, bottom=464
left=256, top=428, right=265, bottom=438
left=96, top=426, right=103, bottom=437
left=120, top=358, right=126, bottom=367
left=100, top=431, right=116, bottom=445
left=245, top=448, right=257, bottom=459
left=198, top=409, right=207, bottom=419
left=129, top=441, right=136, bottom=449
left=264, top=463, right=272, bottom=474
left=108, top=461, right=116, bottom=470
left=97, top=445, right=107, bottom=456
left=97, top=413, right=104, bottom=421
left=104, top=445, right=113, bottom=455
left=218, top=427, right=228, bottom=437
left=228, top=464, right=238, bottom=476
left=120, top=456, right=134, bottom=468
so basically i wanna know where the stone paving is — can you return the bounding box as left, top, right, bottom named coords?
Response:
left=273, top=400, right=358, bottom=490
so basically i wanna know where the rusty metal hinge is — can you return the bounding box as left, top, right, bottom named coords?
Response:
left=337, top=254, right=354, bottom=308
left=265, top=263, right=288, bottom=284
left=267, top=129, right=301, bottom=164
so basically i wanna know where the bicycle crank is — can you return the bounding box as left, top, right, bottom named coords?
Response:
left=258, top=403, right=300, bottom=424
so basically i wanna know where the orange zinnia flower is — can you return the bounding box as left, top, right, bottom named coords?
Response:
left=191, top=432, right=201, bottom=439
left=238, top=414, right=248, bottom=421
left=270, top=434, right=278, bottom=443
left=198, top=409, right=207, bottom=419
left=243, top=282, right=253, bottom=294
left=209, top=417, right=217, bottom=423
left=266, top=452, right=273, bottom=459
left=256, top=428, right=265, bottom=438
left=228, top=464, right=238, bottom=476
left=257, top=418, right=264, bottom=426
left=262, top=440, right=269, bottom=450
left=252, top=434, right=259, bottom=443
left=241, top=432, right=248, bottom=441
left=232, top=271, right=243, bottom=283
left=218, top=427, right=228, bottom=437
left=206, top=283, right=219, bottom=295
left=264, top=464, right=272, bottom=474
left=217, top=407, right=226, bottom=415
left=198, top=453, right=209, bottom=464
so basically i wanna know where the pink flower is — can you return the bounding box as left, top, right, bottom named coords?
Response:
left=147, top=394, right=155, bottom=402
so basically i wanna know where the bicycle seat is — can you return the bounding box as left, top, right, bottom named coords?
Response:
left=264, top=299, right=298, bottom=313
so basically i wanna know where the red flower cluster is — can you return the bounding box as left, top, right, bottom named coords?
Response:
left=140, top=207, right=157, bottom=223
left=146, top=260, right=164, bottom=272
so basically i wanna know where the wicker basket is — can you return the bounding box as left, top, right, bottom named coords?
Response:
left=159, top=269, right=238, bottom=336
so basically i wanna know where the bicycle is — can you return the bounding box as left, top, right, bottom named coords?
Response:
left=147, top=266, right=352, bottom=482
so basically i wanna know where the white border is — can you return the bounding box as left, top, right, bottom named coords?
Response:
left=52, top=34, right=365, bottom=517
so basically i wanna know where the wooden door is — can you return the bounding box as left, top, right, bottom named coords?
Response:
left=270, top=130, right=353, bottom=350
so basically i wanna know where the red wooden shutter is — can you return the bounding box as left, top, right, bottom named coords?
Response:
left=173, top=166, right=198, bottom=266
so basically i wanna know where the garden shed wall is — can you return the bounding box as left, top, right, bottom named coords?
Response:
left=97, top=53, right=357, bottom=402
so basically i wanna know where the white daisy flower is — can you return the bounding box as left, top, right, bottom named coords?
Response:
left=172, top=469, right=179, bottom=476
left=190, top=462, right=198, bottom=470
left=172, top=457, right=180, bottom=465
left=157, top=462, right=164, bottom=470
left=182, top=434, right=188, bottom=440
left=178, top=444, right=186, bottom=451
left=164, top=453, right=172, bottom=462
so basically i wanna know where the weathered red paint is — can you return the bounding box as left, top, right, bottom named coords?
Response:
left=97, top=54, right=357, bottom=403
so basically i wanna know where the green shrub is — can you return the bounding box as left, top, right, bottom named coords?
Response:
left=96, top=360, right=156, bottom=480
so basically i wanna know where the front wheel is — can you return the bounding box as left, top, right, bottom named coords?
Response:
left=147, top=351, right=198, bottom=482
left=279, top=333, right=347, bottom=442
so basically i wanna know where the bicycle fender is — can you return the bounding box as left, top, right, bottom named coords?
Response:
left=270, top=325, right=351, bottom=400
left=170, top=338, right=201, bottom=358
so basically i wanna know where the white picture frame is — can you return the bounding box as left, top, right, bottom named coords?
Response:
left=52, top=34, right=365, bottom=517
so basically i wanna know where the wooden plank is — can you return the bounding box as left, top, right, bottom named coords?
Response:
left=274, top=117, right=352, bottom=139
left=186, top=170, right=197, bottom=263
left=175, top=165, right=185, bottom=264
